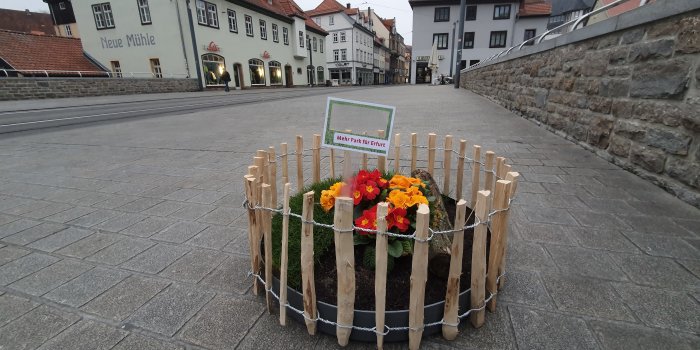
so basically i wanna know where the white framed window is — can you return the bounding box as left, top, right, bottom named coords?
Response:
left=319, top=39, right=323, bottom=53
left=245, top=15, right=253, bottom=36
left=196, top=0, right=218, bottom=28
left=333, top=32, right=338, bottom=43
left=272, top=23, right=279, bottom=42
left=269, top=61, right=282, bottom=85
left=259, top=19, right=267, bottom=40
left=137, top=0, right=151, bottom=24
left=92, top=3, right=114, bottom=29
left=110, top=60, right=121, bottom=78
left=282, top=27, right=289, bottom=45
left=333, top=49, right=339, bottom=61
left=340, top=31, right=346, bottom=42
left=59, top=2, right=66, bottom=10
left=196, top=0, right=206, bottom=24
left=150, top=58, right=162, bottom=78
left=64, top=24, right=72, bottom=37
left=355, top=33, right=358, bottom=42
left=227, top=9, right=237, bottom=33
left=206, top=2, right=218, bottom=27
left=299, top=31, right=304, bottom=47
left=306, top=34, right=310, bottom=49
left=329, top=15, right=334, bottom=25
left=312, top=37, right=317, bottom=51
left=315, top=18, right=320, bottom=25
left=340, top=49, right=347, bottom=61
left=248, top=58, right=266, bottom=85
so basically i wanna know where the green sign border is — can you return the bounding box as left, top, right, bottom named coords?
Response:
left=322, top=97, right=395, bottom=155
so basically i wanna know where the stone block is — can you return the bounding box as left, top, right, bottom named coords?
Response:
left=546, top=244, right=628, bottom=281
left=629, top=143, right=666, bottom=173
left=185, top=225, right=234, bottom=250
left=628, top=39, right=675, bottom=62
left=630, top=58, right=691, bottom=99
left=0, top=246, right=30, bottom=267
left=0, top=293, right=38, bottom=326
left=611, top=253, right=699, bottom=290
left=82, top=275, right=169, bottom=321
left=0, top=305, right=79, bottom=350
left=589, top=320, right=700, bottom=350
left=643, top=128, right=692, bottom=155
left=646, top=18, right=679, bottom=38
left=27, top=227, right=93, bottom=252
left=44, top=267, right=130, bottom=307
left=614, top=283, right=699, bottom=332
left=676, top=16, right=700, bottom=53
left=199, top=255, right=254, bottom=294
left=121, top=217, right=178, bottom=237
left=159, top=249, right=225, bottom=283
left=151, top=221, right=208, bottom=243
left=2, top=222, right=67, bottom=245
left=112, top=334, right=183, bottom=350
left=624, top=232, right=699, bottom=259
left=619, top=28, right=645, bottom=44
left=599, top=78, right=630, bottom=97
left=0, top=253, right=60, bottom=286
left=9, top=259, right=92, bottom=296
left=607, top=135, right=632, bottom=157
left=38, top=319, right=128, bottom=350
left=121, top=243, right=190, bottom=274
left=55, top=232, right=122, bottom=258
left=542, top=274, right=635, bottom=321
left=570, top=227, right=640, bottom=253
left=665, top=156, right=699, bottom=188
left=509, top=306, right=598, bottom=350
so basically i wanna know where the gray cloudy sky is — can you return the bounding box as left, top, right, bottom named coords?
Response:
left=2, top=0, right=414, bottom=44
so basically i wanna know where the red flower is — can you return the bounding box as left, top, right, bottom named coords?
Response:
left=387, top=207, right=410, bottom=232
left=376, top=177, right=389, bottom=189
left=353, top=189, right=363, bottom=205
left=360, top=180, right=380, bottom=200
left=354, top=207, right=377, bottom=235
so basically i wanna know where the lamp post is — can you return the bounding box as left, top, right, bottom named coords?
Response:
left=454, top=0, right=466, bottom=88
left=449, top=20, right=457, bottom=77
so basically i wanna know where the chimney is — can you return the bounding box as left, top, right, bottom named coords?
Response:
left=25, top=9, right=31, bottom=15
left=346, top=3, right=351, bottom=9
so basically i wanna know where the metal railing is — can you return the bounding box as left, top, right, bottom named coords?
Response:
left=464, top=0, right=649, bottom=71
left=0, top=69, right=190, bottom=79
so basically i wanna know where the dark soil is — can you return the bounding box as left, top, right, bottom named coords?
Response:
left=273, top=197, right=491, bottom=311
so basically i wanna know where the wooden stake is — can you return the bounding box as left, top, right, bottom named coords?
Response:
left=456, top=140, right=467, bottom=201
left=280, top=142, right=289, bottom=185
left=262, top=184, right=273, bottom=313
left=342, top=151, right=353, bottom=197
left=269, top=146, right=277, bottom=207
left=484, top=151, right=495, bottom=193
left=296, top=135, right=304, bottom=191
left=487, top=180, right=512, bottom=312
left=334, top=196, right=355, bottom=346
left=471, top=145, right=481, bottom=207
left=496, top=157, right=506, bottom=180
left=470, top=190, right=490, bottom=328
left=377, top=130, right=386, bottom=173
left=498, top=172, right=519, bottom=291
left=279, top=183, right=291, bottom=326
left=443, top=135, right=453, bottom=195
left=408, top=204, right=430, bottom=350
left=411, top=133, right=417, bottom=173
left=313, top=134, right=321, bottom=184
left=244, top=175, right=259, bottom=296
left=428, top=133, right=436, bottom=175
left=252, top=159, right=264, bottom=295
left=300, top=191, right=317, bottom=335
left=394, top=133, right=401, bottom=174
left=257, top=150, right=269, bottom=190
left=375, top=203, right=389, bottom=350
left=330, top=148, right=336, bottom=178
left=442, top=199, right=467, bottom=340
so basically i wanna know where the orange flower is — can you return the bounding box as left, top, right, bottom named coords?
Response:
left=320, top=182, right=344, bottom=212
left=389, top=175, right=412, bottom=189
left=387, top=189, right=410, bottom=209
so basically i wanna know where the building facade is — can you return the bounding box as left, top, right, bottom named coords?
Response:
left=71, top=0, right=327, bottom=88
left=44, top=0, right=81, bottom=38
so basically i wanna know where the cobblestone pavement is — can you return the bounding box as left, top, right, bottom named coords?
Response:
left=0, top=86, right=698, bottom=349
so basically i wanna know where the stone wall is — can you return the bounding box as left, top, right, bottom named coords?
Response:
left=460, top=5, right=700, bottom=207
left=0, top=78, right=200, bottom=101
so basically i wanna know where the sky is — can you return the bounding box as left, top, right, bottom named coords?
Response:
left=2, top=0, right=414, bottom=44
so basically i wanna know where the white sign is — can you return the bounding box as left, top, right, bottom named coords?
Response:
left=322, top=97, right=395, bottom=156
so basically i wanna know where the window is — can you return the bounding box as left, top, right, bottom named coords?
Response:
left=493, top=5, right=511, bottom=20
left=523, top=29, right=536, bottom=45
left=299, top=31, right=304, bottom=47
left=59, top=2, right=66, bottom=10
left=315, top=18, right=320, bottom=25
left=201, top=54, right=225, bottom=86
left=196, top=0, right=206, bottom=24
left=463, top=32, right=474, bottom=49
left=466, top=5, right=476, bottom=20
left=434, top=7, right=449, bottom=22
left=227, top=10, right=237, bottom=32
left=317, top=66, right=324, bottom=82
left=259, top=19, right=267, bottom=40
left=306, top=34, right=310, bottom=48
left=333, top=32, right=338, bottom=43
left=196, top=1, right=218, bottom=28
left=206, top=2, right=218, bottom=27
left=110, top=61, right=121, bottom=78
left=282, top=27, right=289, bottom=45
left=245, top=15, right=253, bottom=36
left=272, top=23, right=279, bottom=42
left=92, top=3, right=114, bottom=29
left=340, top=49, right=347, bottom=61
left=333, top=49, right=339, bottom=61
left=248, top=58, right=265, bottom=85
left=138, top=0, right=151, bottom=24
left=319, top=39, right=323, bottom=53
left=489, top=31, right=507, bottom=48
left=312, top=37, right=317, bottom=51
left=150, top=58, right=162, bottom=78
left=355, top=33, right=358, bottom=42
left=433, top=33, right=448, bottom=50
left=340, top=31, right=346, bottom=42
left=329, top=15, right=334, bottom=25
left=269, top=61, right=282, bottom=85
left=64, top=25, right=73, bottom=37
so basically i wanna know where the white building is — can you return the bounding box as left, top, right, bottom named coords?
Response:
left=71, top=0, right=328, bottom=88
left=409, top=0, right=550, bottom=84
left=362, top=8, right=391, bottom=84
left=307, top=0, right=374, bottom=85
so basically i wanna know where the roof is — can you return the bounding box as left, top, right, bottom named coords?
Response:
left=306, top=0, right=348, bottom=17
left=0, top=9, right=54, bottom=35
left=236, top=0, right=328, bottom=35
left=0, top=30, right=103, bottom=74
left=381, top=18, right=395, bottom=31
left=518, top=0, right=552, bottom=17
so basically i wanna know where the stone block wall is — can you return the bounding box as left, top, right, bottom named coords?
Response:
left=460, top=8, right=700, bottom=207
left=0, top=78, right=200, bottom=101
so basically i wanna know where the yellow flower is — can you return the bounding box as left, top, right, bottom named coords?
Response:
left=320, top=182, right=344, bottom=212
left=387, top=189, right=410, bottom=209
left=389, top=175, right=411, bottom=189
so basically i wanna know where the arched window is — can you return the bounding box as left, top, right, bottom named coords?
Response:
left=317, top=66, right=325, bottom=83
left=269, top=61, right=282, bottom=85
left=248, top=58, right=265, bottom=86
left=201, top=54, right=225, bottom=86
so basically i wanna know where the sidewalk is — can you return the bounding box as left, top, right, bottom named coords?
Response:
left=0, top=85, right=697, bottom=349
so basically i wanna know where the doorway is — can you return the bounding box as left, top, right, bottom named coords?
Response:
left=233, top=63, right=243, bottom=89
left=285, top=65, right=293, bottom=87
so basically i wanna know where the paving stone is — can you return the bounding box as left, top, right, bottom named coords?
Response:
left=186, top=190, right=228, bottom=205
left=0, top=305, right=79, bottom=350
left=2, top=223, right=67, bottom=245
left=1, top=198, right=49, bottom=215
left=117, top=197, right=163, bottom=213
left=142, top=201, right=186, bottom=217
left=86, top=237, right=155, bottom=265
left=576, top=196, right=640, bottom=215
left=609, top=253, right=699, bottom=290
left=674, top=218, right=700, bottom=236
left=159, top=249, right=225, bottom=283
left=506, top=240, right=558, bottom=272
left=27, top=227, right=93, bottom=252
left=542, top=274, right=635, bottom=321
left=82, top=275, right=170, bottom=321
left=236, top=314, right=319, bottom=350
left=546, top=245, right=627, bottom=281
left=67, top=209, right=120, bottom=227
left=569, top=210, right=631, bottom=230
left=93, top=213, right=147, bottom=232
left=515, top=222, right=578, bottom=246
left=613, top=283, right=700, bottom=333
left=91, top=195, right=139, bottom=209
left=22, top=202, right=72, bottom=219
left=541, top=183, right=590, bottom=196
left=570, top=228, right=640, bottom=253
left=43, top=206, right=97, bottom=223
left=222, top=231, right=250, bottom=255
left=9, top=259, right=93, bottom=296
left=0, top=245, right=30, bottom=266
left=111, top=334, right=184, bottom=350
left=178, top=295, right=264, bottom=348
left=186, top=225, right=235, bottom=250
left=517, top=182, right=548, bottom=193
left=0, top=213, right=18, bottom=226
left=0, top=293, right=39, bottom=326
left=0, top=253, right=60, bottom=286
left=617, top=215, right=692, bottom=237
left=509, top=306, right=598, bottom=350
left=497, top=270, right=554, bottom=309
left=55, top=232, right=123, bottom=258
left=126, top=284, right=214, bottom=336
left=121, top=217, right=178, bottom=237
left=624, top=233, right=699, bottom=259
left=199, top=255, right=253, bottom=294
left=589, top=320, right=700, bottom=350
left=44, top=267, right=131, bottom=307
left=197, top=207, right=239, bottom=226
left=425, top=305, right=518, bottom=350
left=0, top=218, right=41, bottom=239
left=520, top=207, right=578, bottom=226
left=212, top=193, right=242, bottom=207
left=163, top=188, right=203, bottom=201
left=69, top=192, right=112, bottom=206
left=121, top=243, right=190, bottom=274
left=151, top=221, right=208, bottom=243
left=37, top=319, right=128, bottom=350
left=168, top=203, right=214, bottom=221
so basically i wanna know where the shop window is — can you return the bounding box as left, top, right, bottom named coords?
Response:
left=201, top=53, right=225, bottom=86
left=434, top=7, right=449, bottom=22
left=282, top=27, right=289, bottom=45
left=110, top=61, right=122, bottom=78
left=269, top=61, right=282, bottom=85
left=260, top=19, right=267, bottom=40
left=433, top=33, right=448, bottom=50
left=463, top=32, right=474, bottom=49
left=249, top=58, right=266, bottom=85
left=489, top=31, right=507, bottom=48
left=92, top=3, right=115, bottom=30
left=465, top=5, right=476, bottom=20
left=138, top=0, right=151, bottom=25
left=228, top=9, right=237, bottom=33
left=272, top=23, right=279, bottom=42
left=150, top=58, right=162, bottom=78
left=493, top=5, right=511, bottom=20
left=245, top=15, right=253, bottom=36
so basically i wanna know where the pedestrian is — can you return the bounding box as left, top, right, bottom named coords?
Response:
left=220, top=69, right=231, bottom=92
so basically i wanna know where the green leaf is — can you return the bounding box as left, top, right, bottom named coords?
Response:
left=354, top=234, right=371, bottom=246
left=401, top=240, right=414, bottom=256
left=363, top=246, right=376, bottom=270
left=388, top=240, right=403, bottom=258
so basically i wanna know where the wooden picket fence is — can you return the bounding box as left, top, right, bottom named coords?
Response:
left=243, top=132, right=519, bottom=349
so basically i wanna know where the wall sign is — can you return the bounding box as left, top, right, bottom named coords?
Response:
left=415, top=56, right=430, bottom=62
left=261, top=51, right=270, bottom=59
left=205, top=41, right=220, bottom=52
left=100, top=33, right=156, bottom=49
left=322, top=97, right=395, bottom=156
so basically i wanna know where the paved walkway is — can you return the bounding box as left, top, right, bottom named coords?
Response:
left=0, top=86, right=697, bottom=349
